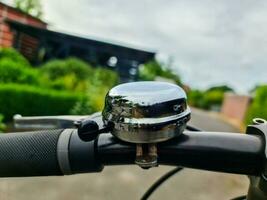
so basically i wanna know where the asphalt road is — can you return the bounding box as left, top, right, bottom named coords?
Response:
left=0, top=109, right=248, bottom=200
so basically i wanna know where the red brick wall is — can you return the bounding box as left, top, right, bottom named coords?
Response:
left=221, top=93, right=252, bottom=124
left=0, top=3, right=46, bottom=48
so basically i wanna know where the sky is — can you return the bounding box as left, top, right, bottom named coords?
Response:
left=4, top=0, right=267, bottom=92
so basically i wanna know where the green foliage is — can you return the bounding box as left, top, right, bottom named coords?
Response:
left=87, top=67, right=119, bottom=110
left=0, top=58, right=39, bottom=85
left=187, top=90, right=207, bottom=108
left=187, top=86, right=228, bottom=110
left=40, top=58, right=92, bottom=80
left=0, top=49, right=119, bottom=120
left=245, top=85, right=267, bottom=124
left=249, top=85, right=261, bottom=94
left=204, top=90, right=225, bottom=110
left=40, top=58, right=93, bottom=91
left=207, top=85, right=233, bottom=92
left=14, top=0, right=43, bottom=18
left=139, top=60, right=182, bottom=85
left=0, top=114, right=6, bottom=133
left=90, top=67, right=119, bottom=88
left=39, top=58, right=119, bottom=110
left=0, top=84, right=96, bottom=121
left=0, top=48, right=30, bottom=67
left=70, top=98, right=95, bottom=115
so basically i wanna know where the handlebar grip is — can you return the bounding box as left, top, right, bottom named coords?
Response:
left=0, top=130, right=63, bottom=177
left=0, top=129, right=103, bottom=177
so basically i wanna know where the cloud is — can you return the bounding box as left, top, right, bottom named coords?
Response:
left=9, top=0, right=267, bottom=92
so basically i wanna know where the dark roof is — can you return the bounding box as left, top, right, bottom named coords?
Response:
left=0, top=2, right=47, bottom=25
left=7, top=20, right=156, bottom=61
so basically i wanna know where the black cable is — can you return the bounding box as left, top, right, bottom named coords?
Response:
left=140, top=125, right=201, bottom=200
left=141, top=167, right=183, bottom=200
left=230, top=195, right=246, bottom=200
left=186, top=125, right=202, bottom=131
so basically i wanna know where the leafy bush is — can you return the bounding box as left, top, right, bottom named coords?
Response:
left=39, top=58, right=119, bottom=110
left=90, top=67, right=119, bottom=88
left=40, top=73, right=89, bottom=92
left=70, top=98, right=96, bottom=115
left=0, top=58, right=39, bottom=85
left=204, top=90, right=225, bottom=110
left=0, top=84, right=96, bottom=121
left=139, top=60, right=182, bottom=85
left=40, top=58, right=94, bottom=91
left=0, top=114, right=6, bottom=133
left=87, top=67, right=119, bottom=110
left=187, top=90, right=207, bottom=108
left=0, top=48, right=30, bottom=67
left=0, top=49, right=118, bottom=119
left=40, top=58, right=93, bottom=80
left=187, top=86, right=228, bottom=110
left=245, top=85, right=267, bottom=124
left=207, top=85, right=233, bottom=92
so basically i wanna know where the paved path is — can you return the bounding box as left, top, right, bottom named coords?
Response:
left=0, top=109, right=248, bottom=200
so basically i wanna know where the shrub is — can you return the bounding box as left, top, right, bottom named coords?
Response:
left=0, top=84, right=96, bottom=121
left=0, top=58, right=39, bottom=85
left=245, top=85, right=267, bottom=124
left=39, top=58, right=94, bottom=91
left=90, top=67, right=119, bottom=88
left=204, top=90, right=224, bottom=110
left=85, top=67, right=119, bottom=111
left=39, top=74, right=89, bottom=92
left=207, top=85, right=233, bottom=92
left=0, top=114, right=6, bottom=133
left=0, top=48, right=30, bottom=67
left=187, top=90, right=207, bottom=108
left=139, top=60, right=182, bottom=85
left=187, top=88, right=226, bottom=110
left=39, top=58, right=119, bottom=112
left=70, top=98, right=96, bottom=115
left=40, top=57, right=93, bottom=80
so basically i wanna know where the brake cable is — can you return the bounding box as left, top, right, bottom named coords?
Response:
left=141, top=125, right=201, bottom=200
left=141, top=167, right=183, bottom=200
left=230, top=195, right=246, bottom=200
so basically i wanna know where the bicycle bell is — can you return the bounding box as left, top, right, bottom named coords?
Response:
left=102, top=81, right=191, bottom=168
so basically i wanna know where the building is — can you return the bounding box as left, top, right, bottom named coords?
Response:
left=0, top=2, right=46, bottom=47
left=0, top=2, right=155, bottom=81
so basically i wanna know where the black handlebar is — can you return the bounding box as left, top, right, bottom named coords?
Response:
left=0, top=129, right=264, bottom=177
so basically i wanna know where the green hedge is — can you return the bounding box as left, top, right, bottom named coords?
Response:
left=0, top=48, right=30, bottom=67
left=0, top=58, right=39, bottom=85
left=0, top=84, right=95, bottom=121
left=0, top=49, right=118, bottom=121
left=245, top=85, right=267, bottom=124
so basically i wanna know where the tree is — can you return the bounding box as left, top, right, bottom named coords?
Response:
left=139, top=60, right=182, bottom=85
left=207, top=85, right=234, bottom=93
left=14, top=0, right=43, bottom=19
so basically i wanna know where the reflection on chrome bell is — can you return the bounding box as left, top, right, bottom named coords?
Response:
left=102, top=81, right=191, bottom=168
left=102, top=81, right=191, bottom=143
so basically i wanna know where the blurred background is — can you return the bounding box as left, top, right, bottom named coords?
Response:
left=0, top=0, right=266, bottom=199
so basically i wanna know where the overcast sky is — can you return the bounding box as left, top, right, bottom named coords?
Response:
left=4, top=0, right=267, bottom=92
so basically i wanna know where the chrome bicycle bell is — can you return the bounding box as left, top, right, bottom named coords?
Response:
left=102, top=81, right=191, bottom=168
